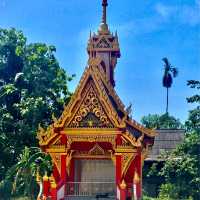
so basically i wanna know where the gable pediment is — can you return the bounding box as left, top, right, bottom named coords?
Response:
left=53, top=64, right=127, bottom=130
left=67, top=82, right=114, bottom=128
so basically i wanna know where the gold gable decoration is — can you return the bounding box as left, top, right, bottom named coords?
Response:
left=121, top=153, right=136, bottom=176
left=68, top=85, right=114, bottom=128
left=49, top=153, right=61, bottom=175
left=89, top=143, right=105, bottom=155
left=37, top=124, right=56, bottom=146
left=51, top=64, right=127, bottom=129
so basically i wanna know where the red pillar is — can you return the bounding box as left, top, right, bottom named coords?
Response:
left=116, top=154, right=121, bottom=185
left=116, top=154, right=127, bottom=200
left=133, top=152, right=142, bottom=200
left=50, top=178, right=57, bottom=200
left=61, top=155, right=67, bottom=181
left=120, top=180, right=127, bottom=200
left=51, top=187, right=57, bottom=200
left=116, top=154, right=121, bottom=200
left=68, top=158, right=75, bottom=195
left=43, top=174, right=50, bottom=198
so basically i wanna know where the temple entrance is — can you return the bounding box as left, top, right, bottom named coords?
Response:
left=66, top=159, right=116, bottom=199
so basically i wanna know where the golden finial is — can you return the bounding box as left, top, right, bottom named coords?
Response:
left=133, top=171, right=140, bottom=184
left=43, top=171, right=49, bottom=181
left=120, top=179, right=127, bottom=189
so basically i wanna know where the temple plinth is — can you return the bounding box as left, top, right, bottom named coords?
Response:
left=37, top=1, right=156, bottom=199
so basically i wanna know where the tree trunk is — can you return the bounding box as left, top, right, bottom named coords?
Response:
left=166, top=87, right=169, bottom=114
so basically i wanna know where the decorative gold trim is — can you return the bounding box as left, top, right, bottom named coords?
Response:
left=89, top=143, right=105, bottom=155
left=37, top=124, right=57, bottom=146
left=49, top=153, right=61, bottom=175
left=51, top=135, right=62, bottom=145
left=116, top=147, right=137, bottom=153
left=109, top=150, right=116, bottom=166
left=72, top=154, right=111, bottom=159
left=62, top=128, right=120, bottom=135
left=46, top=145, right=66, bottom=153
left=67, top=134, right=116, bottom=149
left=66, top=150, right=74, bottom=175
left=121, top=152, right=137, bottom=176
left=123, top=131, right=144, bottom=147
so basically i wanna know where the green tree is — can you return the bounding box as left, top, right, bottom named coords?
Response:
left=162, top=58, right=178, bottom=114
left=0, top=28, right=73, bottom=181
left=159, top=131, right=200, bottom=200
left=158, top=80, right=200, bottom=200
left=141, top=113, right=182, bottom=129
left=185, top=80, right=200, bottom=132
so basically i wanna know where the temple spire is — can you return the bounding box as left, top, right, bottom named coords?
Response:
left=99, top=0, right=109, bottom=34
left=102, top=0, right=108, bottom=24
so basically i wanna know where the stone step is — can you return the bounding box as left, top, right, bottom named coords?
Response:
left=65, top=197, right=115, bottom=200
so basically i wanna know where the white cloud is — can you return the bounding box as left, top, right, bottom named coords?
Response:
left=112, top=16, right=165, bottom=39
left=155, top=1, right=200, bottom=26
left=155, top=3, right=176, bottom=20
left=78, top=0, right=200, bottom=41
left=0, top=0, right=6, bottom=8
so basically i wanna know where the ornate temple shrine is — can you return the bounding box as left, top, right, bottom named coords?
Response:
left=37, top=1, right=156, bottom=199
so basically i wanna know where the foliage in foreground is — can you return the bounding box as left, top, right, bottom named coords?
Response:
left=0, top=147, right=52, bottom=199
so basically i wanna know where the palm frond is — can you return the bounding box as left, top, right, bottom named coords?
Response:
left=27, top=152, right=45, bottom=167
left=171, top=67, right=178, bottom=77
left=162, top=57, right=170, bottom=67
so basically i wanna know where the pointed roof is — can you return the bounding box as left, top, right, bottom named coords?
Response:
left=37, top=1, right=156, bottom=147
left=54, top=58, right=127, bottom=129
left=37, top=57, right=156, bottom=146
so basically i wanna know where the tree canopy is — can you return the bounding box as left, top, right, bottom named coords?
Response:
left=0, top=28, right=73, bottom=183
left=141, top=113, right=183, bottom=129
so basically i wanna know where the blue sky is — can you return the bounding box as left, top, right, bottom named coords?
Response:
left=0, top=0, right=199, bottom=123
